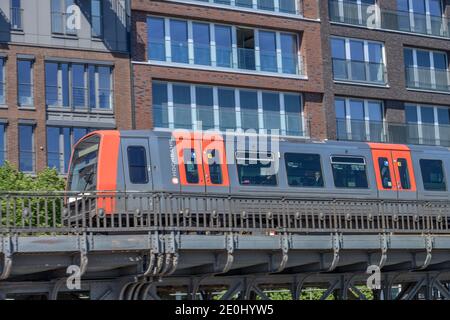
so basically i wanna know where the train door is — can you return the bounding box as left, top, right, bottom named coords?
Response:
left=121, top=138, right=153, bottom=210
left=370, top=144, right=417, bottom=200
left=174, top=132, right=206, bottom=193
left=202, top=133, right=230, bottom=194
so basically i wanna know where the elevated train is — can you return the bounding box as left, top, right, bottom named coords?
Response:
left=67, top=130, right=450, bottom=214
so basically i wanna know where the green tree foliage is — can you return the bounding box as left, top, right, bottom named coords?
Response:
left=0, top=162, right=66, bottom=228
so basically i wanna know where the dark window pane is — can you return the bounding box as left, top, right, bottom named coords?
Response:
left=148, top=17, right=166, bottom=61
left=45, top=62, right=58, bottom=106
left=18, top=60, right=33, bottom=105
left=47, top=127, right=60, bottom=171
left=236, top=152, right=277, bottom=186
left=19, top=124, right=34, bottom=172
left=378, top=157, right=392, bottom=189
left=72, top=64, right=85, bottom=108
left=397, top=158, right=411, bottom=190
left=285, top=153, right=323, bottom=187
left=127, top=146, right=149, bottom=184
left=218, top=88, right=236, bottom=131
left=420, top=159, right=446, bottom=191
left=184, top=148, right=200, bottom=184
left=0, top=124, right=4, bottom=165
left=98, top=66, right=111, bottom=109
left=196, top=86, right=214, bottom=130
left=152, top=82, right=169, bottom=128
left=193, top=23, right=211, bottom=66
left=170, top=20, right=188, bottom=63
left=206, top=149, right=222, bottom=185
left=173, top=84, right=191, bottom=129
left=331, top=156, right=368, bottom=188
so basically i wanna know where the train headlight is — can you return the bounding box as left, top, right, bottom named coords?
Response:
left=172, top=177, right=179, bottom=184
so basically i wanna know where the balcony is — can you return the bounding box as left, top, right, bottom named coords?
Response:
left=336, top=119, right=450, bottom=147
left=45, top=85, right=114, bottom=111
left=332, top=58, right=387, bottom=85
left=10, top=7, right=23, bottom=30
left=153, top=104, right=309, bottom=137
left=329, top=0, right=450, bottom=39
left=149, top=40, right=303, bottom=76
left=405, top=66, right=450, bottom=93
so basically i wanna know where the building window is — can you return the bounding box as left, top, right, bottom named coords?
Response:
left=331, top=37, right=386, bottom=84
left=0, top=58, right=5, bottom=105
left=397, top=0, right=444, bottom=36
left=47, top=126, right=96, bottom=174
left=17, top=59, right=33, bottom=106
left=147, top=16, right=301, bottom=76
left=19, top=124, right=34, bottom=172
left=405, top=104, right=450, bottom=147
left=91, top=0, right=103, bottom=38
left=404, top=48, right=449, bottom=92
left=329, top=0, right=376, bottom=26
left=51, top=0, right=77, bottom=35
left=335, top=97, right=384, bottom=142
left=173, top=0, right=299, bottom=15
left=10, top=0, right=23, bottom=30
left=152, top=81, right=305, bottom=136
left=45, top=61, right=113, bottom=110
left=0, top=124, right=6, bottom=166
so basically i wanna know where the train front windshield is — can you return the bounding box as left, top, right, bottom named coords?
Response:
left=67, top=135, right=100, bottom=192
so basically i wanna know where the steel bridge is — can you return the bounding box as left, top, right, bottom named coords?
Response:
left=1, top=191, right=450, bottom=300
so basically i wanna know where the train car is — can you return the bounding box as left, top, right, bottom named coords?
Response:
left=66, top=130, right=450, bottom=216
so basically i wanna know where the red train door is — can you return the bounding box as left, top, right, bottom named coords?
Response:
left=173, top=132, right=230, bottom=193
left=202, top=133, right=230, bottom=194
left=369, top=143, right=417, bottom=200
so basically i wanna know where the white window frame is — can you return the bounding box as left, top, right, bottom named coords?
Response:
left=404, top=47, right=450, bottom=92
left=405, top=103, right=450, bottom=146
left=147, top=15, right=302, bottom=77
left=335, top=96, right=385, bottom=142
left=402, top=0, right=445, bottom=35
left=153, top=80, right=305, bottom=137
left=331, top=36, right=386, bottom=84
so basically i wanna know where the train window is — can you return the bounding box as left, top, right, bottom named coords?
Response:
left=183, top=148, right=200, bottom=184
left=331, top=156, right=368, bottom=189
left=285, top=153, right=323, bottom=187
left=127, top=146, right=149, bottom=184
left=236, top=151, right=277, bottom=186
left=206, top=149, right=222, bottom=185
left=378, top=157, right=392, bottom=189
left=420, top=159, right=446, bottom=191
left=397, top=158, right=411, bottom=190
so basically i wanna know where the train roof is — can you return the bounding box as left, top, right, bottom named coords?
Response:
left=98, top=129, right=450, bottom=153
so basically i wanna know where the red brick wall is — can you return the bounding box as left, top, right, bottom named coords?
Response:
left=0, top=44, right=133, bottom=172
left=131, top=0, right=327, bottom=139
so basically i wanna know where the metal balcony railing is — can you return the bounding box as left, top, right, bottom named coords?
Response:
left=336, top=119, right=450, bottom=147
left=0, top=191, right=450, bottom=236
left=45, top=85, right=114, bottom=110
left=332, top=58, right=387, bottom=85
left=186, top=0, right=301, bottom=15
left=153, top=104, right=309, bottom=137
left=405, top=66, right=450, bottom=93
left=329, top=0, right=450, bottom=39
left=10, top=7, right=23, bottom=30
left=149, top=40, right=303, bottom=75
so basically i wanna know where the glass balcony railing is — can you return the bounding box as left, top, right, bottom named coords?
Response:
left=332, top=58, right=387, bottom=85
left=336, top=119, right=450, bottom=147
left=329, top=0, right=450, bottom=39
left=152, top=105, right=308, bottom=137
left=148, top=40, right=302, bottom=76
left=194, top=0, right=301, bottom=15
left=10, top=7, right=23, bottom=30
left=405, top=66, right=450, bottom=92
left=45, top=85, right=113, bottom=110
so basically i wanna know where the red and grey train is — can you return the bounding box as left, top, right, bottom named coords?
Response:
left=66, top=130, right=450, bottom=213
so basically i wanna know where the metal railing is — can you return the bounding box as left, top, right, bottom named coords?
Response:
left=187, top=0, right=301, bottom=15
left=0, top=191, right=449, bottom=236
left=10, top=7, right=23, bottom=30
left=152, top=104, right=308, bottom=137
left=405, top=66, right=450, bottom=93
left=45, top=85, right=114, bottom=110
left=148, top=41, right=302, bottom=75
left=329, top=0, right=450, bottom=39
left=332, top=58, right=387, bottom=85
left=336, top=119, right=450, bottom=147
